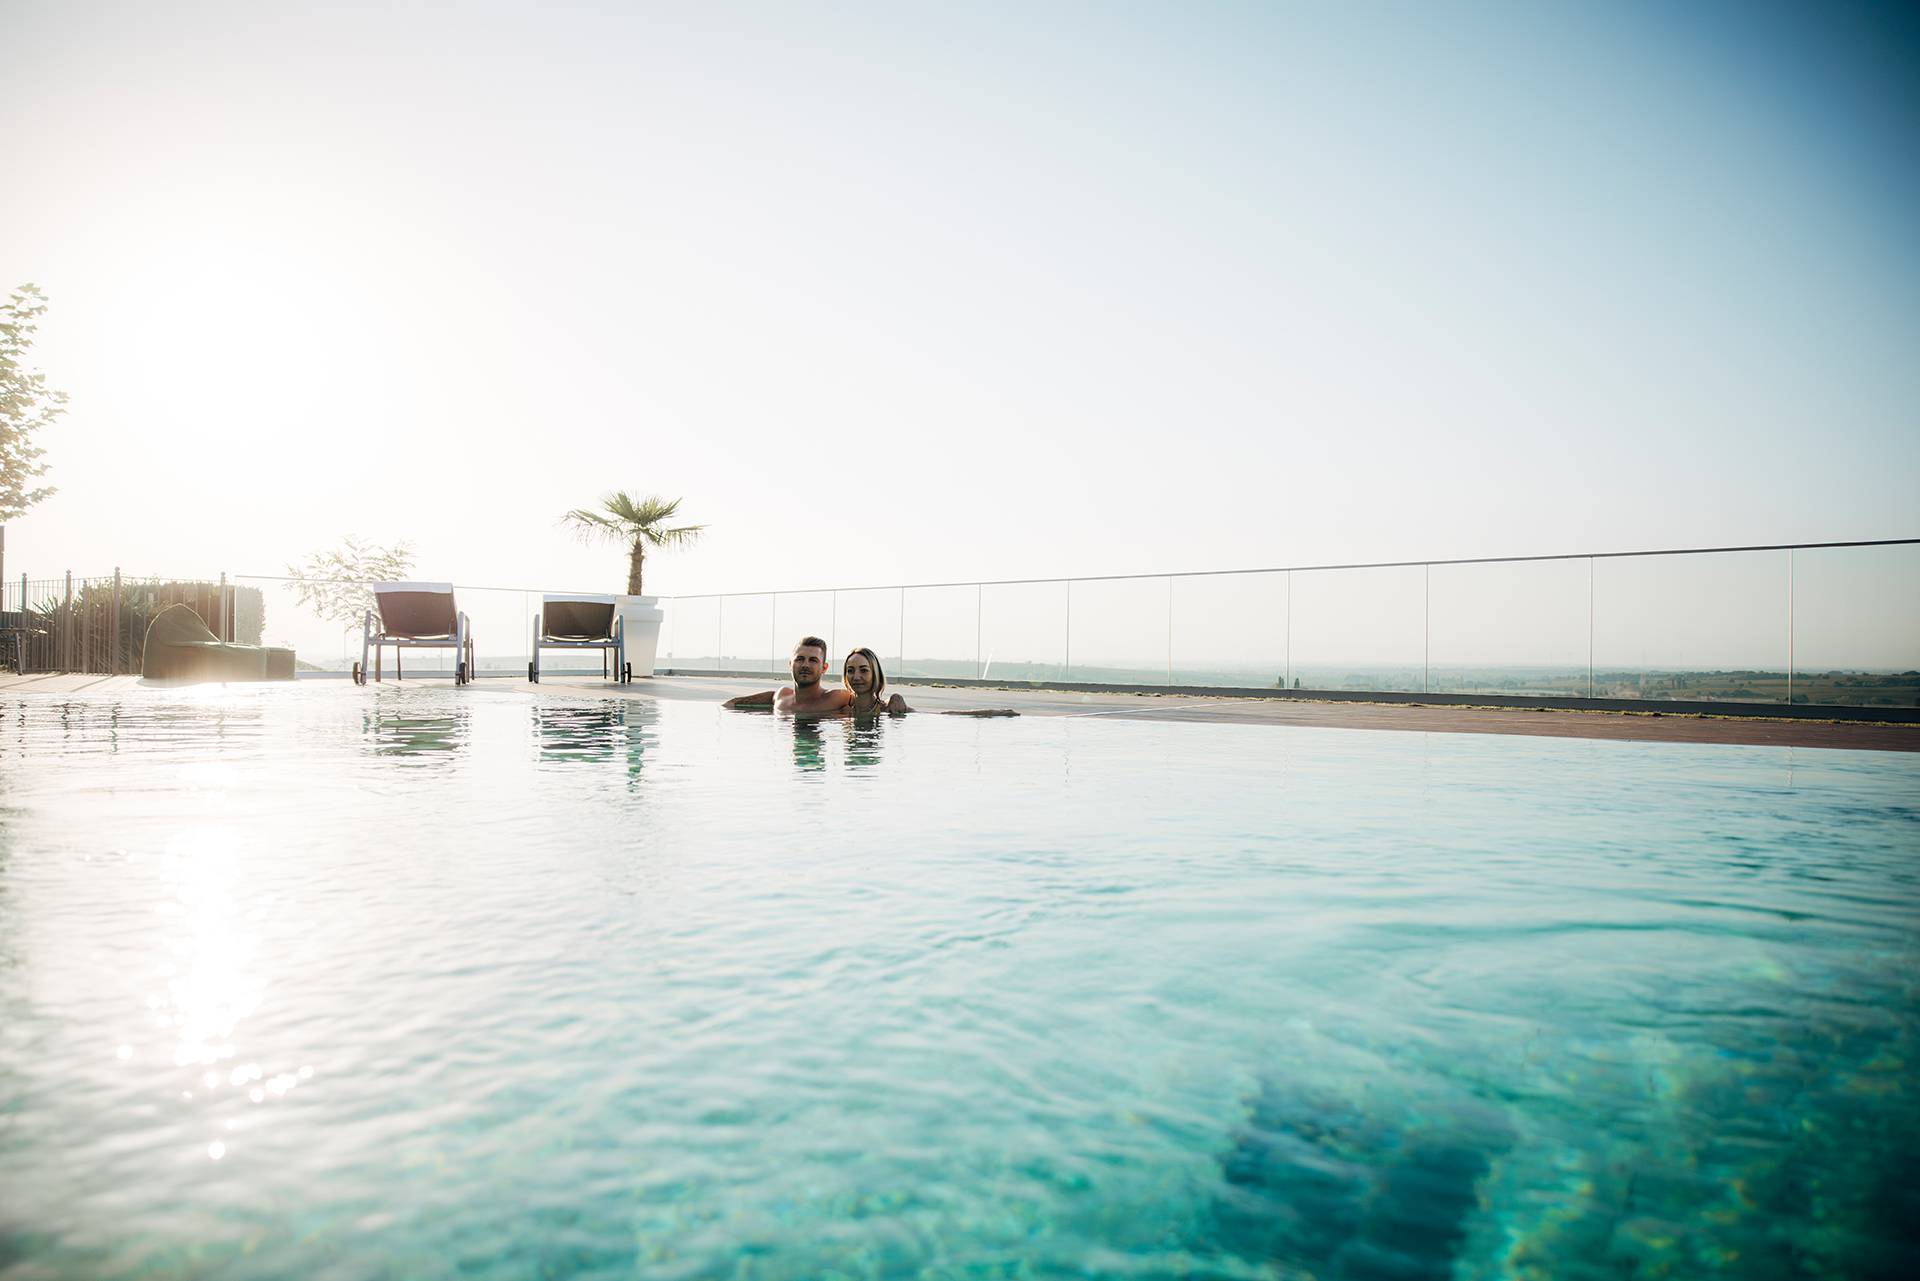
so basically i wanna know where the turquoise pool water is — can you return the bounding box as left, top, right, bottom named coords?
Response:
left=1, top=685, right=1915, bottom=1280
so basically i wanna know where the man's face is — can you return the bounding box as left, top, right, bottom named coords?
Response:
left=790, top=645, right=827, bottom=687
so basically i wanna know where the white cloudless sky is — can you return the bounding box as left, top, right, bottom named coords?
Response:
left=3, top=0, right=1916, bottom=624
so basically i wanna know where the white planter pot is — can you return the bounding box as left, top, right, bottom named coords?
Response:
left=617, top=595, right=664, bottom=677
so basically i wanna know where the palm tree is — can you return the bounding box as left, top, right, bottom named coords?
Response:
left=561, top=492, right=704, bottom=596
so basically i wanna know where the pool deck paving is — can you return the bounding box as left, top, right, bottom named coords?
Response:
left=5, top=671, right=1915, bottom=753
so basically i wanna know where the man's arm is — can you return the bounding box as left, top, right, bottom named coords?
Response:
left=881, top=694, right=1016, bottom=717
left=722, top=690, right=778, bottom=709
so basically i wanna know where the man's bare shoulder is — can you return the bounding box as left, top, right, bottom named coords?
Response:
left=789, top=688, right=852, bottom=715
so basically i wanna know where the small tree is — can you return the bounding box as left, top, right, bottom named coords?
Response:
left=286, top=538, right=415, bottom=637
left=1, top=284, right=70, bottom=584
left=561, top=492, right=703, bottom=596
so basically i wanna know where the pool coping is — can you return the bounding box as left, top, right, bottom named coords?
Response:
left=656, top=669, right=1920, bottom=724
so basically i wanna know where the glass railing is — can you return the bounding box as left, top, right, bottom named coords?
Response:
left=9, top=540, right=1915, bottom=709
left=656, top=539, right=1920, bottom=709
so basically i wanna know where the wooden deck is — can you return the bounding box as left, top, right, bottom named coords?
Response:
left=4, top=672, right=1916, bottom=753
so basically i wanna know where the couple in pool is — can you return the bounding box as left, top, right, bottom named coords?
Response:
left=721, top=636, right=1016, bottom=717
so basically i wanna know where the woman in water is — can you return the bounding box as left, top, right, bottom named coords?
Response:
left=842, top=647, right=1017, bottom=717
left=842, top=647, right=906, bottom=715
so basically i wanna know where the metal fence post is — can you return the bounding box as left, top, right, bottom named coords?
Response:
left=1064, top=579, right=1072, bottom=680
left=975, top=583, right=982, bottom=678
left=112, top=569, right=123, bottom=675
left=1166, top=576, right=1174, bottom=684
left=1587, top=556, right=1595, bottom=699
left=63, top=570, right=73, bottom=672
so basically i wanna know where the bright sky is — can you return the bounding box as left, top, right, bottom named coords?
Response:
left=3, top=2, right=1916, bottom=648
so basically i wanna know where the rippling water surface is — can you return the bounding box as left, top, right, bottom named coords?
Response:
left=1, top=684, right=1916, bottom=1279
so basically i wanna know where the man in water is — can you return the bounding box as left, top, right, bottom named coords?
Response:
left=721, top=636, right=853, bottom=715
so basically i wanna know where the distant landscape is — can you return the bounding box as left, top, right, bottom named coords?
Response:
left=300, top=650, right=1920, bottom=708
left=650, top=656, right=1920, bottom=709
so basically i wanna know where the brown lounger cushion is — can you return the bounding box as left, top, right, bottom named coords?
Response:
left=542, top=599, right=617, bottom=641
left=373, top=590, right=458, bottom=639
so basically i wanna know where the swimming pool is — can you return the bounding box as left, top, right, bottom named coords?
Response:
left=1, top=684, right=1915, bottom=1279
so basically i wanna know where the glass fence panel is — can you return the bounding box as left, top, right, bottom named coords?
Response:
left=238, top=575, right=351, bottom=672
left=717, top=593, right=776, bottom=674
left=899, top=585, right=980, bottom=680
left=664, top=597, right=720, bottom=669
left=771, top=592, right=839, bottom=668
left=1593, top=550, right=1785, bottom=703
left=1171, top=572, right=1288, bottom=688
left=980, top=581, right=1067, bottom=683
left=461, top=587, right=534, bottom=677
left=1429, top=558, right=1589, bottom=696
left=1288, top=564, right=1425, bottom=692
left=1791, top=543, right=1920, bottom=708
left=1067, top=576, right=1174, bottom=683
left=834, top=588, right=907, bottom=673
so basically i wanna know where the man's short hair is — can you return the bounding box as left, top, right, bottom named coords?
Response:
left=793, top=635, right=828, bottom=657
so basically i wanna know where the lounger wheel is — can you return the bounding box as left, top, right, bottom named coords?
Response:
left=528, top=661, right=538, bottom=684
left=623, top=662, right=632, bottom=683
left=456, top=660, right=468, bottom=685
left=352, top=661, right=364, bottom=686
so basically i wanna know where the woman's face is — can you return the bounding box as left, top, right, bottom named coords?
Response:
left=844, top=653, right=876, bottom=695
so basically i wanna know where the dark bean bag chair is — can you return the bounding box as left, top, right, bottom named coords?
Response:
left=141, top=604, right=296, bottom=682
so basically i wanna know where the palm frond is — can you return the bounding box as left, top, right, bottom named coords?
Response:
left=602, top=491, right=682, bottom=527
left=560, top=506, right=624, bottom=545
left=561, top=492, right=699, bottom=545
left=643, top=522, right=705, bottom=549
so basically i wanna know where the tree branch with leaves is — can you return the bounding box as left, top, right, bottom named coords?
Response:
left=285, top=538, right=416, bottom=633
left=2, top=283, right=69, bottom=535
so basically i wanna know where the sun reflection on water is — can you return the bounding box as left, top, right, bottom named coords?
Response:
left=156, top=828, right=260, bottom=1072
left=138, top=823, right=311, bottom=1159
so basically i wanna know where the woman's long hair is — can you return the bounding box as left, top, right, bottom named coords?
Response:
left=844, top=647, right=886, bottom=700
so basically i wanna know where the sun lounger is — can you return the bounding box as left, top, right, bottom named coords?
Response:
left=142, top=604, right=296, bottom=682
left=529, top=594, right=629, bottom=684
left=357, top=582, right=475, bottom=685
